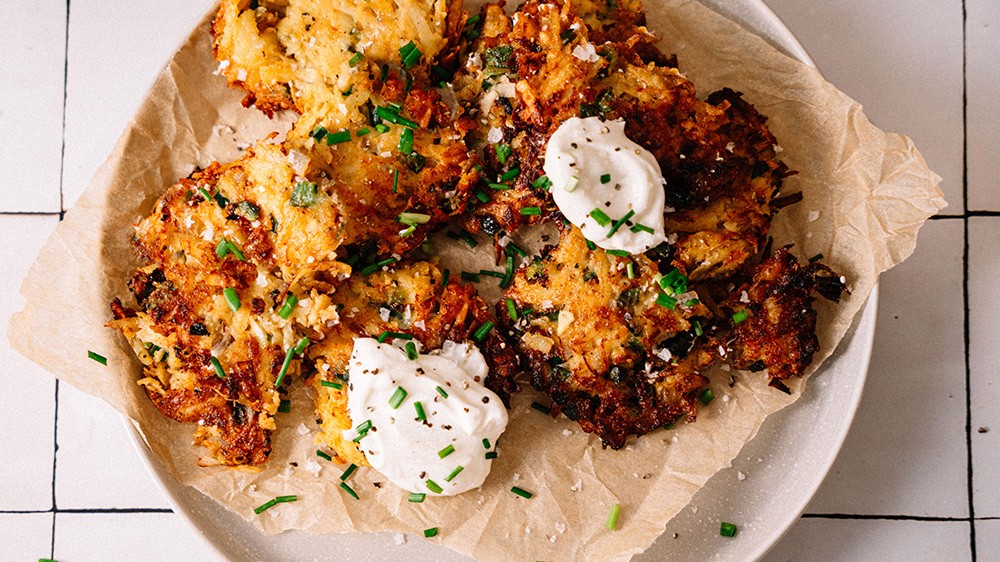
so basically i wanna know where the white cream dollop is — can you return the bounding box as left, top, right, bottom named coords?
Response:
left=544, top=117, right=668, bottom=254
left=344, top=338, right=507, bottom=496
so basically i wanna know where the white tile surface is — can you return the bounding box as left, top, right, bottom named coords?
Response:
left=805, top=219, right=968, bottom=517
left=0, top=513, right=54, bottom=560
left=62, top=0, right=217, bottom=209
left=967, top=0, right=1000, bottom=211
left=55, top=383, right=172, bottom=509
left=0, top=216, right=59, bottom=510
left=764, top=518, right=971, bottom=562
left=0, top=1, right=65, bottom=213
left=54, top=512, right=222, bottom=562
left=764, top=0, right=964, bottom=212
left=970, top=217, right=1000, bottom=517
left=976, top=519, right=1000, bottom=561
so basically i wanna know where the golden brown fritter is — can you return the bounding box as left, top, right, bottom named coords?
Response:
left=723, top=247, right=846, bottom=383
left=309, top=260, right=519, bottom=464
left=502, top=226, right=714, bottom=449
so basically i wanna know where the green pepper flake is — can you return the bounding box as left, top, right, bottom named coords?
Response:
left=223, top=287, right=241, bottom=312
left=408, top=492, right=426, bottom=503
left=720, top=522, right=738, bottom=537
left=209, top=356, right=226, bottom=379
left=444, top=465, right=464, bottom=482
left=436, top=386, right=449, bottom=399
left=424, top=527, right=439, bottom=538
left=426, top=479, right=444, bottom=494
left=348, top=51, right=364, bottom=66
left=438, top=444, right=455, bottom=459
left=316, top=449, right=333, bottom=461
left=510, top=486, right=533, bottom=499
left=326, top=130, right=352, bottom=145
left=415, top=401, right=427, bottom=421
left=389, top=386, right=409, bottom=409
left=520, top=206, right=541, bottom=216
left=473, top=321, right=494, bottom=341
left=405, top=341, right=418, bottom=360
left=278, top=293, right=299, bottom=319
left=600, top=173, right=612, bottom=184
left=339, top=481, right=360, bottom=500
left=290, top=181, right=319, bottom=207
left=589, top=208, right=612, bottom=227
left=732, top=310, right=749, bottom=324
left=606, top=503, right=621, bottom=530
left=321, top=380, right=344, bottom=390
left=341, top=463, right=358, bottom=481
left=87, top=350, right=108, bottom=365
left=699, top=388, right=715, bottom=405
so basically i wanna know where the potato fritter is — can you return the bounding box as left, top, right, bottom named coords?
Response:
left=310, top=260, right=519, bottom=464
left=502, top=226, right=714, bottom=449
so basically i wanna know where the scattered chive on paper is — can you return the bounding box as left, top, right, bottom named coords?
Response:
left=254, top=495, right=297, bottom=515
left=87, top=350, right=107, bottom=365
left=699, top=388, right=715, bottom=405
left=482, top=438, right=491, bottom=449
left=600, top=173, right=612, bottom=184
left=277, top=399, right=291, bottom=413
left=424, top=527, right=439, bottom=538
left=316, top=450, right=333, bottom=462
left=606, top=503, right=621, bottom=530
left=530, top=401, right=551, bottom=415
left=340, top=481, right=360, bottom=500
left=341, top=463, right=358, bottom=481
left=510, top=486, right=533, bottom=499
left=485, top=451, right=498, bottom=460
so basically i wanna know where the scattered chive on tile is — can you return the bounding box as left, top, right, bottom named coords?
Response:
left=510, top=486, right=533, bottom=499
left=340, top=481, right=360, bottom=500
left=606, top=503, right=621, bottom=530
left=438, top=444, right=455, bottom=459
left=87, top=351, right=107, bottom=365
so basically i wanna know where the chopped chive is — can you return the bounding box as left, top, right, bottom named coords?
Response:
left=631, top=223, right=655, bottom=234
left=720, top=522, right=738, bottom=537
left=321, top=379, right=343, bottom=390
left=530, top=401, right=551, bottom=415
left=686, top=298, right=700, bottom=307
left=87, top=350, right=107, bottom=365
left=278, top=293, right=299, bottom=319
left=404, top=341, right=418, bottom=360
left=210, top=356, right=226, bottom=378
left=415, top=401, right=426, bottom=421
left=356, top=127, right=370, bottom=136
left=507, top=242, right=526, bottom=257
left=326, top=130, right=352, bottom=145
left=375, top=106, right=419, bottom=128
left=586, top=239, right=597, bottom=251
left=348, top=51, right=364, bottom=66
left=532, top=175, right=552, bottom=191
left=426, top=479, right=444, bottom=494
left=438, top=444, right=455, bottom=459
left=277, top=399, right=291, bottom=413
left=316, top=449, right=333, bottom=461
left=275, top=351, right=294, bottom=387
left=399, top=40, right=422, bottom=68
left=693, top=319, right=704, bottom=337
left=254, top=495, right=297, bottom=514
left=391, top=168, right=399, bottom=194
left=375, top=123, right=391, bottom=133
left=488, top=182, right=510, bottom=191
left=506, top=298, right=519, bottom=321
left=340, top=481, right=360, bottom=500
left=600, top=173, right=612, bottom=184
left=520, top=206, right=541, bottom=216
left=198, top=186, right=213, bottom=202
left=732, top=310, right=749, bottom=324
left=398, top=127, right=414, bottom=154
left=485, top=451, right=498, bottom=459
left=215, top=238, right=229, bottom=258
left=223, top=287, right=241, bottom=312
left=398, top=212, right=431, bottom=225
left=699, top=388, right=715, bottom=405
left=436, top=386, right=449, bottom=398
left=656, top=293, right=678, bottom=310
left=607, top=249, right=630, bottom=258
left=310, top=125, right=329, bottom=140
left=473, top=321, right=494, bottom=341
left=408, top=493, right=426, bottom=503
left=606, top=503, right=621, bottom=530
left=444, top=465, right=464, bottom=482
left=474, top=189, right=490, bottom=203
left=626, top=262, right=635, bottom=279
left=589, top=208, right=612, bottom=226
left=500, top=168, right=520, bottom=182
left=562, top=175, right=580, bottom=193
left=510, top=486, right=533, bottom=499
left=389, top=386, right=409, bottom=409
left=479, top=270, right=505, bottom=279
left=424, top=527, right=439, bottom=538
left=495, top=144, right=512, bottom=164
left=461, top=271, right=481, bottom=283
left=378, top=331, right=413, bottom=343
left=356, top=420, right=373, bottom=434
left=341, top=463, right=358, bottom=481
left=809, top=253, right=824, bottom=263
left=608, top=209, right=635, bottom=238
left=361, top=257, right=398, bottom=277
left=442, top=269, right=450, bottom=286
left=482, top=438, right=491, bottom=449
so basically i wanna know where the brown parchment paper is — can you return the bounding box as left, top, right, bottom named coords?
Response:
left=10, top=1, right=945, bottom=560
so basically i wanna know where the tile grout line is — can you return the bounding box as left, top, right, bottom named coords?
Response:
left=961, top=0, right=977, bottom=559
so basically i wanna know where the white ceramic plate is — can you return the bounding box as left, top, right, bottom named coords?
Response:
left=125, top=3, right=877, bottom=560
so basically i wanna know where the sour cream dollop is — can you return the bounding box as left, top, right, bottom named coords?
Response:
left=344, top=338, right=508, bottom=496
left=544, top=117, right=668, bottom=254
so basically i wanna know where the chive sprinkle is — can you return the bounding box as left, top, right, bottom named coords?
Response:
left=424, top=527, right=439, bottom=538
left=311, top=126, right=328, bottom=141
left=506, top=298, right=519, bottom=321
left=606, top=504, right=621, bottom=530
left=459, top=230, right=478, bottom=248
left=399, top=40, right=422, bottom=68
left=378, top=331, right=413, bottom=343
left=600, top=173, right=612, bottom=184
left=530, top=401, right=551, bottom=415
left=361, top=257, right=398, bottom=277
left=589, top=208, right=612, bottom=226
left=809, top=253, right=824, bottom=263
left=586, top=239, right=597, bottom=251
left=340, top=481, right=360, bottom=500
left=482, top=438, right=491, bottom=449
left=375, top=106, right=419, bottom=129
left=223, top=287, right=241, bottom=312
left=389, top=386, right=408, bottom=409
left=732, top=310, right=749, bottom=324
left=531, top=175, right=552, bottom=191
left=198, top=186, right=213, bottom=202
left=415, top=401, right=427, bottom=421
left=348, top=51, right=364, bottom=66
left=461, top=271, right=481, bottom=283
left=375, top=123, right=391, bottom=133
left=277, top=399, right=291, bottom=413
left=495, top=143, right=512, bottom=164
left=442, top=269, right=451, bottom=286
left=444, top=465, right=464, bottom=482
left=438, top=444, right=455, bottom=459
left=398, top=212, right=431, bottom=225
left=426, top=480, right=444, bottom=494
left=626, top=262, right=635, bottom=279
left=563, top=175, right=580, bottom=192
left=392, top=168, right=399, bottom=193
left=254, top=495, right=298, bottom=514
left=510, top=486, right=533, bottom=499
left=485, top=451, right=498, bottom=459
left=520, top=206, right=541, bottom=216
left=436, top=386, right=449, bottom=398
left=293, top=336, right=310, bottom=354
left=607, top=249, right=630, bottom=258
left=316, top=450, right=333, bottom=461
left=326, top=130, right=352, bottom=145
left=408, top=493, right=426, bottom=503
left=278, top=293, right=299, bottom=319
left=656, top=293, right=678, bottom=310
left=473, top=321, right=494, bottom=341
left=500, top=167, right=520, bottom=182
left=398, top=127, right=414, bottom=154
left=693, top=319, right=704, bottom=337
left=356, top=420, right=373, bottom=434
left=699, top=388, right=715, bottom=405
left=608, top=209, right=635, bottom=238
left=631, top=223, right=655, bottom=234
left=507, top=242, right=527, bottom=257
left=210, top=356, right=226, bottom=379
left=474, top=189, right=490, bottom=203
left=321, top=379, right=343, bottom=390
left=405, top=341, right=418, bottom=360
left=341, top=463, right=358, bottom=481
left=88, top=351, right=108, bottom=365
left=488, top=182, right=510, bottom=191
left=720, top=522, right=738, bottom=537
left=356, top=127, right=370, bottom=136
